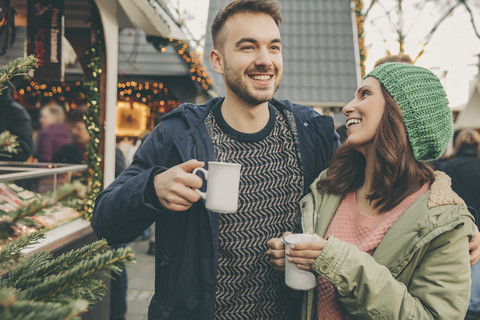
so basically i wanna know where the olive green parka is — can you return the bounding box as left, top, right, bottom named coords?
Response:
left=300, top=171, right=475, bottom=319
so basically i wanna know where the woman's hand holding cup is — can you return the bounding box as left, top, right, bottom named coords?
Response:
left=268, top=232, right=327, bottom=290
left=267, top=232, right=293, bottom=272
left=286, top=234, right=326, bottom=271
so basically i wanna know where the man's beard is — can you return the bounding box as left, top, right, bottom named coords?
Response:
left=223, top=63, right=280, bottom=106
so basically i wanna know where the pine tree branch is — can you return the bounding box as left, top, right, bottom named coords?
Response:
left=0, top=131, right=20, bottom=158
left=13, top=240, right=108, bottom=287
left=20, top=246, right=134, bottom=302
left=0, top=287, right=87, bottom=320
left=0, top=287, right=17, bottom=308
left=0, top=56, right=38, bottom=94
left=52, top=279, right=106, bottom=304
left=0, top=231, right=45, bottom=271
left=3, top=198, right=50, bottom=226
left=4, top=251, right=52, bottom=289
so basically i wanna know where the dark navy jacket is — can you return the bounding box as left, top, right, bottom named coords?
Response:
left=441, top=145, right=480, bottom=226
left=91, top=97, right=338, bottom=319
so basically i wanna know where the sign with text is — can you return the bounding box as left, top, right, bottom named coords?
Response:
left=27, top=0, right=64, bottom=81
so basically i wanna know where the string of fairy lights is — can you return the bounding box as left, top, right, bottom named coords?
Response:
left=117, top=80, right=180, bottom=113
left=12, top=1, right=214, bottom=218
left=170, top=39, right=213, bottom=91
left=17, top=80, right=181, bottom=114
left=81, top=5, right=103, bottom=220
left=17, top=41, right=211, bottom=113
left=17, top=81, right=90, bottom=105
left=352, top=0, right=367, bottom=77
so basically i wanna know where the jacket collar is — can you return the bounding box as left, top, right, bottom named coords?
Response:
left=373, top=171, right=469, bottom=270
left=304, top=170, right=472, bottom=271
left=162, top=97, right=315, bottom=130
left=162, top=97, right=223, bottom=130
left=427, top=171, right=465, bottom=209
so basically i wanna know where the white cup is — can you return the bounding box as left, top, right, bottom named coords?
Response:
left=284, top=233, right=319, bottom=290
left=193, top=162, right=241, bottom=213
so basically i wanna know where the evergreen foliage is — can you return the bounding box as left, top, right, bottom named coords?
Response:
left=0, top=231, right=44, bottom=271
left=0, top=55, right=38, bottom=93
left=0, top=287, right=88, bottom=320
left=0, top=131, right=20, bottom=158
left=0, top=235, right=135, bottom=319
left=0, top=56, right=135, bottom=319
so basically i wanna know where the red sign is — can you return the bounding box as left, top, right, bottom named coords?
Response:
left=27, top=0, right=64, bottom=81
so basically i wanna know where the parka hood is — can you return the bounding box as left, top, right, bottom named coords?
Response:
left=428, top=171, right=465, bottom=209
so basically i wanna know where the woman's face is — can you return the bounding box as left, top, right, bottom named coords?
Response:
left=342, top=77, right=385, bottom=155
left=39, top=108, right=55, bottom=128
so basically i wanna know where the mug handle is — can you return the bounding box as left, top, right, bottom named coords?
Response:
left=192, top=167, right=208, bottom=200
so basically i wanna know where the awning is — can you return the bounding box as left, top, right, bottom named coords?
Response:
left=118, top=0, right=186, bottom=40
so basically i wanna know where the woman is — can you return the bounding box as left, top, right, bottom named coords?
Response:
left=267, top=63, right=475, bottom=319
left=35, top=103, right=71, bottom=162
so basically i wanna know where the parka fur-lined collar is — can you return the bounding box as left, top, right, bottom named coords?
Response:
left=428, top=171, right=465, bottom=209
left=309, top=170, right=464, bottom=209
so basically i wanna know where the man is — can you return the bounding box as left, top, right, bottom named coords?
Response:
left=91, top=1, right=480, bottom=319
left=92, top=1, right=337, bottom=319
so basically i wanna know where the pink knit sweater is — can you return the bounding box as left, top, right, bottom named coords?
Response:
left=316, top=184, right=429, bottom=319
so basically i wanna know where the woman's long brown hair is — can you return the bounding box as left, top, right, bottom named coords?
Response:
left=319, top=85, right=435, bottom=213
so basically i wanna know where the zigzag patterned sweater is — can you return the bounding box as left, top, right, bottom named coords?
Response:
left=205, top=103, right=304, bottom=320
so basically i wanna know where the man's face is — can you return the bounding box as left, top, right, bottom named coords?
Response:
left=70, top=120, right=90, bottom=148
left=212, top=12, right=283, bottom=106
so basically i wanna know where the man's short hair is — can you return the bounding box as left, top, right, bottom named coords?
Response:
left=211, top=0, right=282, bottom=49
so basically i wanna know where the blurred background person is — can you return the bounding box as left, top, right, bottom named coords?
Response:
left=441, top=129, right=480, bottom=320
left=52, top=107, right=88, bottom=164
left=34, top=103, right=71, bottom=162
left=0, top=86, right=33, bottom=161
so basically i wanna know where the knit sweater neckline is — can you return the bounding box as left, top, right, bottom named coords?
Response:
left=212, top=102, right=276, bottom=143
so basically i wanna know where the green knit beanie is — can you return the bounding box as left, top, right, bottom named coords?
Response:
left=365, top=62, right=453, bottom=161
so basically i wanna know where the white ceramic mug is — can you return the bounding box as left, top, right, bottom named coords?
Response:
left=284, top=233, right=319, bottom=290
left=192, top=162, right=241, bottom=213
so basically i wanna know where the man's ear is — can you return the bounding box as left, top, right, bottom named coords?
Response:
left=210, top=49, right=224, bottom=75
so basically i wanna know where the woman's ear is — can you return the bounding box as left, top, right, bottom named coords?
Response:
left=210, top=49, right=224, bottom=75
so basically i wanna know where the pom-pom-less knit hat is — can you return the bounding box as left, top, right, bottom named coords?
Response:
left=365, top=62, right=453, bottom=161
